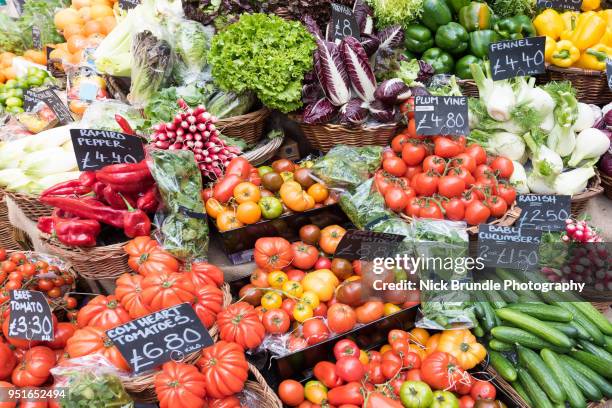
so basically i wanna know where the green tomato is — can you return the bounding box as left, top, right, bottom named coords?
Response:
left=8, top=88, right=23, bottom=98
left=0, top=93, right=7, bottom=104
left=258, top=166, right=274, bottom=177
left=258, top=196, right=283, bottom=219
left=27, top=75, right=44, bottom=87
left=5, top=97, right=23, bottom=108
left=431, top=391, right=459, bottom=408
left=4, top=79, right=17, bottom=89
left=15, top=80, right=28, bottom=89
left=400, top=381, right=433, bottom=408
left=6, top=106, right=24, bottom=114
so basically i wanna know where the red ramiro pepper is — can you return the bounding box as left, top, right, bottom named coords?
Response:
left=115, top=114, right=135, bottom=135
left=103, top=185, right=136, bottom=210
left=122, top=198, right=151, bottom=238
left=95, top=161, right=153, bottom=194
left=136, top=186, right=158, bottom=213
left=37, top=209, right=101, bottom=247
left=78, top=171, right=97, bottom=187
left=40, top=180, right=92, bottom=198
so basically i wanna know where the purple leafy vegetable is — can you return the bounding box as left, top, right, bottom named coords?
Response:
left=316, top=38, right=351, bottom=106
left=353, top=0, right=374, bottom=35
left=303, top=98, right=339, bottom=124
left=341, top=36, right=377, bottom=102
left=418, top=60, right=435, bottom=83
left=303, top=82, right=323, bottom=105
left=360, top=34, right=381, bottom=57
left=302, top=15, right=323, bottom=39
left=376, top=25, right=404, bottom=56
left=369, top=100, right=397, bottom=123
left=410, top=86, right=430, bottom=96
left=375, top=78, right=411, bottom=105
left=599, top=152, right=612, bottom=176
left=339, top=98, right=368, bottom=125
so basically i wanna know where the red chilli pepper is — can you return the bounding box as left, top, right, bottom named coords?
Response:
left=40, top=180, right=91, bottom=197
left=136, top=186, right=158, bottom=213
left=92, top=182, right=107, bottom=200
left=78, top=171, right=97, bottom=187
left=121, top=196, right=151, bottom=238
left=40, top=196, right=125, bottom=229
left=103, top=185, right=136, bottom=210
left=114, top=114, right=135, bottom=135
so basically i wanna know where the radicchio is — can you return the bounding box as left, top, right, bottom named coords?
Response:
left=369, top=100, right=397, bottom=123
left=303, top=98, right=339, bottom=124
left=339, top=98, right=368, bottom=125
left=375, top=79, right=411, bottom=105
left=341, top=36, right=377, bottom=102
left=376, top=25, right=404, bottom=56
left=353, top=0, right=374, bottom=35
left=599, top=151, right=612, bottom=176
left=303, top=82, right=323, bottom=105
left=315, top=38, right=351, bottom=107
left=360, top=34, right=381, bottom=57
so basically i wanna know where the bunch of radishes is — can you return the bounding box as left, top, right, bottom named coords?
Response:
left=563, top=219, right=602, bottom=243
left=149, top=99, right=240, bottom=179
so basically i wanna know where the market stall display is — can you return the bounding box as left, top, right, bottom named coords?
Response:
left=0, top=0, right=611, bottom=407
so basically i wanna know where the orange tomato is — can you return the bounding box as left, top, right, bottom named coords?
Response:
left=83, top=20, right=103, bottom=36
left=62, top=23, right=84, bottom=40
left=67, top=34, right=87, bottom=53
left=236, top=201, right=261, bottom=224
left=355, top=301, right=384, bottom=324
left=380, top=344, right=392, bottom=354
left=359, top=349, right=369, bottom=365
left=233, top=182, right=260, bottom=204
left=54, top=8, right=83, bottom=30
left=409, top=327, right=430, bottom=347
left=216, top=210, right=243, bottom=232
left=99, top=15, right=116, bottom=34
left=425, top=333, right=441, bottom=355
left=205, top=198, right=225, bottom=219
left=307, top=183, right=329, bottom=203
left=408, top=343, right=426, bottom=360
left=319, top=225, right=346, bottom=255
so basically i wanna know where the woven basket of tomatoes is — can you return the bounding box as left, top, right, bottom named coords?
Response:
left=379, top=129, right=521, bottom=235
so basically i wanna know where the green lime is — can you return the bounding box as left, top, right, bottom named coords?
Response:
left=5, top=97, right=23, bottom=108
left=0, top=93, right=7, bottom=104
left=4, top=79, right=17, bottom=89
left=15, top=80, right=28, bottom=89
left=8, top=88, right=23, bottom=98
left=27, top=76, right=44, bottom=87
left=7, top=106, right=24, bottom=114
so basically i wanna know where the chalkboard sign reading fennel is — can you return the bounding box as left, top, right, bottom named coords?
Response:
left=489, top=36, right=546, bottom=81
left=334, top=229, right=404, bottom=260
left=414, top=95, right=469, bottom=136
left=106, top=303, right=213, bottom=374
left=478, top=224, right=542, bottom=270
left=328, top=2, right=360, bottom=42
left=536, top=0, right=582, bottom=10
left=517, top=194, right=571, bottom=232
left=8, top=290, right=54, bottom=342
left=70, top=129, right=146, bottom=171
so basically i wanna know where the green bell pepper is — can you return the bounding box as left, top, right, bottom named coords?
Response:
left=435, top=22, right=469, bottom=55
left=422, top=47, right=455, bottom=74
left=421, top=0, right=453, bottom=32
left=458, top=1, right=492, bottom=32
left=445, top=0, right=470, bottom=14
left=469, top=29, right=499, bottom=58
left=455, top=54, right=483, bottom=79
left=494, top=15, right=537, bottom=40
left=405, top=24, right=434, bottom=53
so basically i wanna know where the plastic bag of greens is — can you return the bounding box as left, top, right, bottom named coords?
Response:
left=147, top=148, right=209, bottom=260
left=339, top=178, right=395, bottom=230
left=312, top=145, right=383, bottom=189
left=409, top=218, right=476, bottom=329
left=206, top=89, right=256, bottom=119
left=50, top=355, right=134, bottom=408
left=172, top=20, right=214, bottom=84
left=81, top=100, right=145, bottom=134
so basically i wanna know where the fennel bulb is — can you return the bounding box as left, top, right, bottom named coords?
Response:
left=509, top=161, right=529, bottom=193
left=523, top=131, right=563, bottom=178
left=568, top=128, right=611, bottom=167
left=0, top=138, right=31, bottom=169
left=527, top=171, right=556, bottom=194
left=547, top=124, right=576, bottom=157
left=574, top=103, right=596, bottom=132
left=468, top=129, right=525, bottom=161
left=470, top=63, right=516, bottom=122
left=20, top=148, right=78, bottom=178
left=553, top=167, right=595, bottom=195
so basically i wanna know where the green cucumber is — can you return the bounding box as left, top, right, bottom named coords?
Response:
left=571, top=302, right=612, bottom=336
left=570, top=321, right=592, bottom=340
left=605, top=335, right=612, bottom=354
left=507, top=303, right=572, bottom=322
left=541, top=349, right=585, bottom=408
left=489, top=350, right=517, bottom=381
left=517, top=368, right=554, bottom=408
left=491, top=326, right=570, bottom=353
left=496, top=308, right=574, bottom=349
left=560, top=354, right=612, bottom=397
left=569, top=350, right=612, bottom=379
left=547, top=301, right=605, bottom=345
left=484, top=290, right=507, bottom=309
left=489, top=276, right=519, bottom=303
left=472, top=324, right=484, bottom=338
left=547, top=322, right=579, bottom=338
left=473, top=301, right=484, bottom=318
left=488, top=339, right=513, bottom=351
left=577, top=339, right=612, bottom=363
left=511, top=381, right=533, bottom=406
left=560, top=357, right=604, bottom=402
left=517, top=345, right=566, bottom=403
left=480, top=301, right=498, bottom=332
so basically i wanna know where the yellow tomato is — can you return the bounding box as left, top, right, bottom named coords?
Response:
left=410, top=327, right=431, bottom=346
left=301, top=270, right=338, bottom=302
left=304, top=381, right=327, bottom=405
left=267, top=271, right=288, bottom=289
left=380, top=344, right=392, bottom=354
left=282, top=280, right=303, bottom=298
left=358, top=349, right=369, bottom=365
left=260, top=291, right=282, bottom=309
left=293, top=302, right=313, bottom=322
left=384, top=303, right=401, bottom=316
left=300, top=291, right=320, bottom=309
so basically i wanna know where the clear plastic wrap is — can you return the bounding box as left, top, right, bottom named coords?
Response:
left=16, top=95, right=59, bottom=134
left=312, top=145, right=383, bottom=189
left=65, top=65, right=109, bottom=118
left=171, top=19, right=214, bottom=85
left=80, top=100, right=145, bottom=134
left=338, top=178, right=395, bottom=230
left=205, top=89, right=256, bottom=119
left=147, top=148, right=209, bottom=261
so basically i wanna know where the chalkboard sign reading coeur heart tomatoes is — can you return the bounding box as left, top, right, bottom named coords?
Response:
left=489, top=36, right=546, bottom=80
left=334, top=229, right=404, bottom=260
left=8, top=290, right=54, bottom=342
left=70, top=129, right=146, bottom=171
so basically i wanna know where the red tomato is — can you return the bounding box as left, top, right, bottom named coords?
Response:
left=302, top=319, right=330, bottom=345
left=404, top=165, right=423, bottom=180
left=281, top=298, right=296, bottom=319
left=452, top=153, right=476, bottom=174
left=368, top=350, right=382, bottom=364
left=465, top=200, right=491, bottom=225
left=314, top=257, right=332, bottom=270
left=451, top=166, right=475, bottom=186
left=391, top=134, right=410, bottom=153
left=313, top=303, right=327, bottom=317
left=314, top=361, right=343, bottom=388
left=384, top=186, right=408, bottom=212
left=278, top=380, right=305, bottom=406
left=459, top=395, right=475, bottom=408
left=471, top=182, right=491, bottom=200
left=374, top=170, right=394, bottom=195
left=438, top=175, right=466, bottom=198
left=367, top=362, right=385, bottom=384
left=388, top=329, right=409, bottom=344
left=404, top=197, right=423, bottom=217
left=327, top=304, right=357, bottom=334
left=401, top=143, right=427, bottom=166
left=414, top=173, right=438, bottom=196
left=474, top=164, right=493, bottom=180
left=334, top=339, right=360, bottom=360
left=434, top=137, right=463, bottom=158
left=262, top=309, right=290, bottom=334
left=465, top=144, right=487, bottom=165
left=490, top=157, right=514, bottom=179
left=442, top=198, right=465, bottom=221
left=405, top=369, right=422, bottom=381
left=286, top=269, right=306, bottom=282
left=470, top=380, right=496, bottom=400
left=419, top=203, right=444, bottom=219
left=400, top=97, right=415, bottom=119
left=381, top=351, right=402, bottom=379
left=497, top=184, right=516, bottom=206
left=382, top=150, right=397, bottom=161
left=402, top=352, right=421, bottom=370
left=335, top=357, right=365, bottom=382
left=383, top=157, right=407, bottom=177
left=486, top=196, right=508, bottom=217
left=422, top=155, right=446, bottom=174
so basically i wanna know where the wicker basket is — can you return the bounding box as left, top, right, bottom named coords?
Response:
left=0, top=194, right=21, bottom=251
left=571, top=172, right=604, bottom=217
left=539, top=65, right=612, bottom=105
left=216, top=108, right=271, bottom=146
left=458, top=79, right=479, bottom=97
left=601, top=172, right=612, bottom=200
left=40, top=234, right=129, bottom=280
left=292, top=116, right=399, bottom=153
left=3, top=190, right=52, bottom=222
left=241, top=136, right=284, bottom=166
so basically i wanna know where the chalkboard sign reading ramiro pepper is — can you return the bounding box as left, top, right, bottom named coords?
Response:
left=106, top=303, right=213, bottom=374
left=489, top=37, right=546, bottom=81
left=8, top=290, right=54, bottom=342
left=478, top=224, right=542, bottom=270
left=414, top=95, right=469, bottom=136
left=70, top=129, right=146, bottom=171
left=517, top=194, right=571, bottom=232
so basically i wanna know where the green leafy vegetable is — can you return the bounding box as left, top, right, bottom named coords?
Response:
left=339, top=178, right=395, bottom=230
left=18, top=0, right=66, bottom=50
left=172, top=20, right=214, bottom=84
left=58, top=370, right=133, bottom=408
left=365, top=0, right=424, bottom=29
left=488, top=0, right=536, bottom=18
left=312, top=145, right=383, bottom=189
left=208, top=13, right=316, bottom=113
left=0, top=14, right=25, bottom=53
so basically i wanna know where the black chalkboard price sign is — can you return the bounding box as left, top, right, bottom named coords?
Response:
left=23, top=89, right=39, bottom=113
left=489, top=36, right=546, bottom=80
left=33, top=88, right=73, bottom=125
left=8, top=290, right=54, bottom=342
left=106, top=303, right=213, bottom=374
left=536, top=0, right=582, bottom=10
left=478, top=224, right=542, bottom=270
left=119, top=0, right=140, bottom=10
left=607, top=58, right=612, bottom=91
left=70, top=129, right=146, bottom=171
left=32, top=26, right=42, bottom=50
left=329, top=3, right=360, bottom=42
left=517, top=194, right=571, bottom=232
left=414, top=95, right=469, bottom=136
left=334, top=229, right=404, bottom=260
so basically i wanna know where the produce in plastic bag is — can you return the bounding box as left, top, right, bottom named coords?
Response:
left=147, top=148, right=209, bottom=260
left=339, top=178, right=394, bottom=229
left=172, top=20, right=214, bottom=84
left=205, top=89, right=256, bottom=119
left=81, top=100, right=145, bottom=134
left=66, top=66, right=109, bottom=117
left=312, top=145, right=383, bottom=189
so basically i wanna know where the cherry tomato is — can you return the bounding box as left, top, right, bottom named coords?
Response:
left=47, top=287, right=61, bottom=298
left=384, top=186, right=408, bottom=212
left=497, top=184, right=517, bottom=206
left=401, top=143, right=427, bottom=166
left=438, top=175, right=466, bottom=198
left=422, top=155, right=446, bottom=174
left=470, top=380, right=496, bottom=400
left=64, top=296, right=77, bottom=309
left=490, top=157, right=514, bottom=179
left=419, top=203, right=443, bottom=219
left=8, top=271, right=22, bottom=282
left=391, top=134, right=410, bottom=153
left=451, top=153, right=476, bottom=174
left=37, top=278, right=54, bottom=292
left=442, top=198, right=465, bottom=221
left=52, top=276, right=65, bottom=287
left=383, top=157, right=407, bottom=177
left=465, top=200, right=491, bottom=225
left=414, top=173, right=438, bottom=196
left=465, top=144, right=487, bottom=165
left=5, top=280, right=21, bottom=290
left=34, top=261, right=48, bottom=272
left=9, top=253, right=26, bottom=265
left=2, top=261, right=16, bottom=273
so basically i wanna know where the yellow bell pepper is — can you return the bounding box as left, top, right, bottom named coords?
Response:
left=545, top=36, right=557, bottom=63
left=575, top=44, right=612, bottom=70
left=601, top=28, right=612, bottom=47
left=551, top=40, right=581, bottom=67
left=582, top=0, right=601, bottom=11
left=561, top=11, right=580, bottom=31
left=599, top=9, right=612, bottom=29
left=534, top=9, right=565, bottom=40
left=568, top=13, right=607, bottom=50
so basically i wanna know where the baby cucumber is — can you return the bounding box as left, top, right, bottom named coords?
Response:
left=517, top=345, right=566, bottom=404
left=507, top=303, right=572, bottom=322
left=489, top=350, right=517, bottom=382
left=541, top=348, right=585, bottom=408
left=496, top=308, right=574, bottom=349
